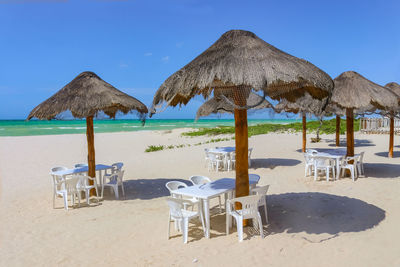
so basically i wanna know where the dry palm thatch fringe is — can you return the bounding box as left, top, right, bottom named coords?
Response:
left=27, top=71, right=148, bottom=122
left=329, top=71, right=399, bottom=115
left=275, top=93, right=330, bottom=118
left=380, top=82, right=400, bottom=118
left=195, top=92, right=273, bottom=120
left=151, top=30, right=333, bottom=115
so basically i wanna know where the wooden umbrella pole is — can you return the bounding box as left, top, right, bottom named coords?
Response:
left=86, top=116, right=96, bottom=195
left=346, top=108, right=354, bottom=157
left=389, top=113, right=394, bottom=158
left=302, top=114, right=306, bottom=152
left=336, top=115, right=341, bottom=147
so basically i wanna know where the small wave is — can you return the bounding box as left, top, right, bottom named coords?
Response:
left=58, top=127, right=95, bottom=130
left=34, top=127, right=53, bottom=130
left=0, top=128, right=4, bottom=130
left=160, top=124, right=176, bottom=127
left=122, top=125, right=140, bottom=128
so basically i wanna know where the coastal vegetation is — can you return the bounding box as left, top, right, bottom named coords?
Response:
left=182, top=118, right=360, bottom=137
left=145, top=119, right=360, bottom=152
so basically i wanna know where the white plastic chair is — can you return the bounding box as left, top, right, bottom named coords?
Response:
left=250, top=185, right=270, bottom=224
left=248, top=148, right=253, bottom=167
left=206, top=152, right=224, bottom=171
left=304, top=153, right=315, bottom=177
left=166, top=197, right=205, bottom=244
left=111, top=162, right=123, bottom=173
left=50, top=166, right=69, bottom=209
left=101, top=170, right=125, bottom=199
left=76, top=175, right=99, bottom=204
left=312, top=156, right=336, bottom=181
left=165, top=181, right=199, bottom=209
left=227, top=151, right=236, bottom=171
left=226, top=195, right=264, bottom=242
left=55, top=176, right=81, bottom=210
left=189, top=175, right=222, bottom=213
left=340, top=156, right=358, bottom=181
left=306, top=149, right=318, bottom=154
left=355, top=152, right=365, bottom=176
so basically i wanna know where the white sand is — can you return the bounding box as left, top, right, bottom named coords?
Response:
left=1, top=130, right=400, bottom=266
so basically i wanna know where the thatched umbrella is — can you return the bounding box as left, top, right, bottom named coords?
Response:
left=384, top=82, right=400, bottom=157
left=196, top=92, right=272, bottom=120
left=330, top=71, right=398, bottom=157
left=27, top=71, right=148, bottom=192
left=275, top=93, right=329, bottom=152
left=151, top=30, right=333, bottom=204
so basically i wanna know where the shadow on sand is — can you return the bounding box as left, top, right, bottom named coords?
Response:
left=326, top=138, right=375, bottom=147
left=182, top=192, right=386, bottom=242
left=267, top=192, right=385, bottom=238
left=374, top=151, right=400, bottom=158
left=102, top=178, right=192, bottom=201
left=363, top=163, right=400, bottom=178
left=250, top=158, right=301, bottom=170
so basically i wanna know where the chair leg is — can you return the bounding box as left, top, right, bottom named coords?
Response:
left=326, top=167, right=329, bottom=181
left=237, top=217, right=243, bottom=242
left=218, top=196, right=222, bottom=213
left=167, top=214, right=171, bottom=240
left=257, top=213, right=264, bottom=238
left=86, top=190, right=90, bottom=205
left=182, top=218, right=188, bottom=244
left=53, top=192, right=56, bottom=209
left=114, top=186, right=119, bottom=200
left=314, top=168, right=318, bottom=181
left=101, top=184, right=105, bottom=199
left=121, top=183, right=125, bottom=197
left=264, top=199, right=268, bottom=223
left=226, top=213, right=230, bottom=235
left=63, top=193, right=68, bottom=210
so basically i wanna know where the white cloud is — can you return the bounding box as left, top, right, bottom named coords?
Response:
left=176, top=42, right=184, bottom=48
left=144, top=52, right=152, bottom=57
left=119, top=63, right=129, bottom=68
left=161, top=56, right=170, bottom=62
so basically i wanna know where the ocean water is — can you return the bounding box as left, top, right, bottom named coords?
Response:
left=0, top=119, right=300, bottom=137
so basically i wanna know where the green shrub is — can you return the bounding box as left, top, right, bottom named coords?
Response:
left=145, top=145, right=164, bottom=152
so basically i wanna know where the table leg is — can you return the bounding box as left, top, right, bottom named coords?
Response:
left=203, top=199, right=210, bottom=238
left=336, top=158, right=340, bottom=180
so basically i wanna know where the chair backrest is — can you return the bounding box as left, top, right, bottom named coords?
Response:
left=306, top=149, right=318, bottom=154
left=189, top=175, right=211, bottom=185
left=112, top=162, right=124, bottom=173
left=62, top=176, right=80, bottom=193
left=165, top=181, right=188, bottom=193
left=116, top=170, right=125, bottom=183
left=248, top=148, right=253, bottom=157
left=207, top=151, right=222, bottom=161
left=304, top=153, right=314, bottom=164
left=229, top=195, right=262, bottom=219
left=343, top=156, right=358, bottom=167
left=74, top=163, right=87, bottom=168
left=251, top=185, right=269, bottom=196
left=312, top=156, right=331, bottom=167
left=166, top=197, right=184, bottom=218
left=249, top=174, right=260, bottom=183
left=356, top=152, right=364, bottom=163
left=229, top=151, right=236, bottom=160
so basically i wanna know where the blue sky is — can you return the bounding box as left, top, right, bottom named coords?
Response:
left=0, top=0, right=399, bottom=120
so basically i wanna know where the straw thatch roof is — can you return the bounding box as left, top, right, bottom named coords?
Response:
left=330, top=71, right=399, bottom=113
left=275, top=93, right=329, bottom=117
left=151, top=30, right=333, bottom=113
left=196, top=92, right=273, bottom=119
left=27, top=71, right=148, bottom=120
left=385, top=82, right=400, bottom=98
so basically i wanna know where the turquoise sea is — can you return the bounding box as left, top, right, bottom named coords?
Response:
left=0, top=119, right=300, bottom=137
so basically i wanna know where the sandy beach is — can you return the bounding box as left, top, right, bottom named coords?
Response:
left=1, top=130, right=400, bottom=266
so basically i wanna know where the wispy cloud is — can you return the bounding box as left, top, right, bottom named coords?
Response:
left=119, top=63, right=129, bottom=68
left=176, top=42, right=184, bottom=48
left=161, top=56, right=170, bottom=62
left=144, top=52, right=152, bottom=57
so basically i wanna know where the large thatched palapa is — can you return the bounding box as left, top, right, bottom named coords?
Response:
left=384, top=82, right=400, bottom=157
left=329, top=71, right=398, bottom=157
left=151, top=29, right=333, bottom=209
left=28, top=71, right=148, bottom=192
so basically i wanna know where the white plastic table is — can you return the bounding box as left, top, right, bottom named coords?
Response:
left=314, top=149, right=346, bottom=179
left=171, top=175, right=260, bottom=238
left=52, top=164, right=113, bottom=187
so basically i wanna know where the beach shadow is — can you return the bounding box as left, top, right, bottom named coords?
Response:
left=363, top=163, right=400, bottom=178
left=374, top=151, right=400, bottom=158
left=268, top=192, right=385, bottom=241
left=326, top=139, right=375, bottom=147
left=250, top=158, right=301, bottom=170
left=102, top=178, right=192, bottom=201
